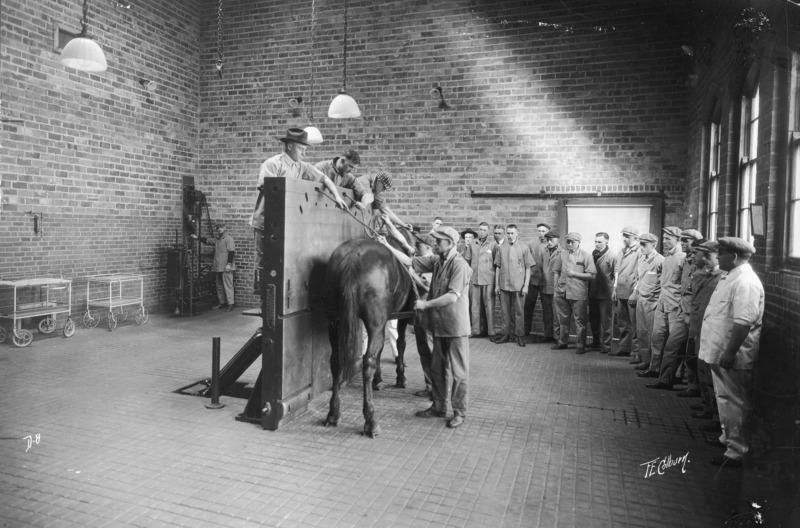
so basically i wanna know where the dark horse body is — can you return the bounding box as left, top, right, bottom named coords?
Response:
left=323, top=233, right=416, bottom=437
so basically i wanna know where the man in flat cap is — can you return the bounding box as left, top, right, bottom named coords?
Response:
left=611, top=226, right=641, bottom=359
left=352, top=171, right=411, bottom=229
left=250, top=128, right=348, bottom=301
left=314, top=149, right=361, bottom=190
left=493, top=224, right=535, bottom=347
left=699, top=237, right=764, bottom=468
left=192, top=223, right=236, bottom=311
left=646, top=228, right=703, bottom=390
left=553, top=232, right=596, bottom=354
left=640, top=226, right=686, bottom=384
left=542, top=230, right=562, bottom=345
left=405, top=226, right=472, bottom=429
left=524, top=223, right=551, bottom=343
left=589, top=232, right=615, bottom=354
left=464, top=222, right=497, bottom=340
left=687, top=240, right=724, bottom=423
left=629, top=233, right=664, bottom=372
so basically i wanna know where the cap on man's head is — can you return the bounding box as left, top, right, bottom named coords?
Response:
left=693, top=240, right=719, bottom=253
left=536, top=223, right=551, bottom=230
left=215, top=222, right=226, bottom=229
left=341, top=149, right=361, bottom=164
left=680, top=229, right=704, bottom=241
left=639, top=232, right=658, bottom=244
left=418, top=234, right=437, bottom=247
left=431, top=226, right=460, bottom=245
left=621, top=226, right=640, bottom=237
left=566, top=232, right=582, bottom=242
left=718, top=237, right=756, bottom=255
left=278, top=128, right=310, bottom=146
left=544, top=230, right=560, bottom=239
left=461, top=228, right=478, bottom=239
left=662, top=226, right=682, bottom=238
left=375, top=172, right=393, bottom=191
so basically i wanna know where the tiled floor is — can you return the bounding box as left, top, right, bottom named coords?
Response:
left=0, top=310, right=794, bottom=527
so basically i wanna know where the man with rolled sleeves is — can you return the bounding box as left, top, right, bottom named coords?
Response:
left=544, top=231, right=564, bottom=347
left=630, top=233, right=664, bottom=373
left=611, top=226, right=640, bottom=359
left=553, top=232, right=596, bottom=354
left=493, top=224, right=534, bottom=347
left=640, top=226, right=686, bottom=382
left=687, top=240, right=724, bottom=420
left=589, top=232, right=615, bottom=354
left=465, top=222, right=496, bottom=339
left=524, top=223, right=550, bottom=341
left=411, top=226, right=473, bottom=429
left=699, top=237, right=764, bottom=468
left=314, top=149, right=361, bottom=190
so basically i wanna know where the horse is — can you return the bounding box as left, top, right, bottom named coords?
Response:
left=323, top=222, right=418, bottom=437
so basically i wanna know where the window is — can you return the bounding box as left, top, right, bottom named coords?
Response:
left=707, top=118, right=721, bottom=241
left=738, top=84, right=759, bottom=244
left=790, top=55, right=800, bottom=258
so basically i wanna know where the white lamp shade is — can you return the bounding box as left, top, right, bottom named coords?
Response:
left=60, top=37, right=108, bottom=72
left=328, top=92, right=361, bottom=118
left=304, top=126, right=324, bottom=145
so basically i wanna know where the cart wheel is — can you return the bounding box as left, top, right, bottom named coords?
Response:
left=0, top=326, right=7, bottom=344
left=113, top=306, right=128, bottom=323
left=12, top=329, right=33, bottom=348
left=83, top=310, right=100, bottom=328
left=38, top=316, right=56, bottom=334
left=135, top=306, right=149, bottom=325
left=108, top=311, right=117, bottom=332
left=63, top=318, right=75, bottom=338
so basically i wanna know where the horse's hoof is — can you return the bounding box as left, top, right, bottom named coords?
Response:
left=395, top=381, right=406, bottom=389
left=324, top=415, right=339, bottom=427
left=372, top=384, right=381, bottom=391
left=363, top=423, right=381, bottom=438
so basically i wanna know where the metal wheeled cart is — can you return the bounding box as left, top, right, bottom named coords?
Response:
left=0, top=278, right=75, bottom=347
left=83, top=274, right=149, bottom=331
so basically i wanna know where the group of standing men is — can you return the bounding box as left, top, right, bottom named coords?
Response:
left=460, top=221, right=764, bottom=468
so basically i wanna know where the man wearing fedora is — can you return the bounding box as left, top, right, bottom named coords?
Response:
left=464, top=223, right=497, bottom=339
left=699, top=237, right=764, bottom=468
left=249, top=128, right=348, bottom=300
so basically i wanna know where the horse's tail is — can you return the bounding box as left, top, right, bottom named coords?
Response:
left=334, top=251, right=363, bottom=383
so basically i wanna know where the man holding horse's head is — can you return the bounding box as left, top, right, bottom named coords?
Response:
left=407, top=226, right=472, bottom=429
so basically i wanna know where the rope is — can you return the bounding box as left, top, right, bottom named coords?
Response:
left=309, top=0, right=316, bottom=121
left=215, top=0, right=224, bottom=78
left=315, top=188, right=420, bottom=301
left=342, top=0, right=349, bottom=92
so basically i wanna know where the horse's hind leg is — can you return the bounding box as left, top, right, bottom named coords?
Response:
left=362, top=323, right=384, bottom=437
left=325, top=323, right=341, bottom=427
left=395, top=318, right=407, bottom=388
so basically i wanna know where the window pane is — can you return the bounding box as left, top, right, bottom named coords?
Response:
left=791, top=202, right=800, bottom=257
left=708, top=213, right=717, bottom=241
left=794, top=142, right=800, bottom=200
left=710, top=179, right=718, bottom=213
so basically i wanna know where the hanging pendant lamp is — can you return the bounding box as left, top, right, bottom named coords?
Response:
left=328, top=0, right=360, bottom=118
left=60, top=0, right=107, bottom=73
left=304, top=0, right=324, bottom=144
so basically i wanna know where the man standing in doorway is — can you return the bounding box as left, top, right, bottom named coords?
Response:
left=699, top=237, right=764, bottom=468
left=493, top=224, right=534, bottom=347
left=611, top=226, right=640, bottom=360
left=544, top=231, right=563, bottom=347
left=630, top=233, right=664, bottom=375
left=553, top=232, right=596, bottom=354
left=589, top=232, right=615, bottom=354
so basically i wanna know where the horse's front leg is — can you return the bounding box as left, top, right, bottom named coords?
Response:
left=395, top=318, right=407, bottom=388
left=325, top=323, right=341, bottom=427
left=363, top=324, right=384, bottom=438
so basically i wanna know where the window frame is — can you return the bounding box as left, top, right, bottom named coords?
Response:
left=787, top=52, right=800, bottom=263
left=737, top=83, right=759, bottom=244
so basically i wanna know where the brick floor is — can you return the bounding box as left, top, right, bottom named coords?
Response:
left=0, top=310, right=794, bottom=527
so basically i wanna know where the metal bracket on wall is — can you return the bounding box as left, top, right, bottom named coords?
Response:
left=24, top=211, right=43, bottom=236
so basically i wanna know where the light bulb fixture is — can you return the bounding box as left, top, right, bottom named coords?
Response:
left=306, top=0, right=324, bottom=143
left=139, top=79, right=156, bottom=91
left=289, top=96, right=304, bottom=108
left=430, top=86, right=451, bottom=110
left=328, top=0, right=361, bottom=119
left=60, top=0, right=108, bottom=73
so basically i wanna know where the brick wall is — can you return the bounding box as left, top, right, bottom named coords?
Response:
left=0, top=0, right=201, bottom=316
left=197, top=0, right=694, bottom=308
